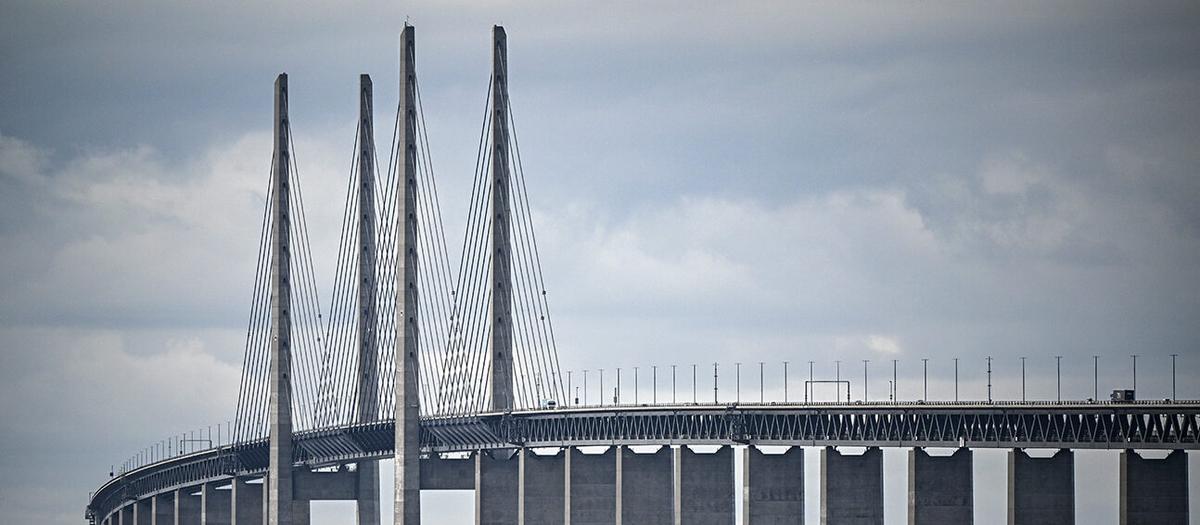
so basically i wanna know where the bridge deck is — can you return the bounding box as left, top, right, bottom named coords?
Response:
left=87, top=401, right=1200, bottom=521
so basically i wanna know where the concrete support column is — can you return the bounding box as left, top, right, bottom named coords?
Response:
left=231, top=477, right=263, bottom=525
left=820, top=446, right=883, bottom=525
left=202, top=483, right=231, bottom=525
left=120, top=504, right=133, bottom=525
left=1007, top=449, right=1074, bottom=525
left=908, top=448, right=972, bottom=524
left=743, top=446, right=804, bottom=524
left=357, top=461, right=380, bottom=525
left=1120, top=449, right=1188, bottom=524
left=477, top=449, right=520, bottom=525
left=176, top=488, right=201, bottom=525
left=421, top=453, right=476, bottom=489
left=675, top=446, right=734, bottom=525
left=565, top=447, right=616, bottom=525
left=152, top=493, right=174, bottom=525
left=618, top=446, right=672, bottom=525
left=519, top=449, right=565, bottom=524
left=135, top=498, right=152, bottom=525
left=292, top=501, right=310, bottom=525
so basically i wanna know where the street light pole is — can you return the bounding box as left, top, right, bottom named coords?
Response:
left=922, top=358, right=928, bottom=401
left=735, top=362, right=741, bottom=403
left=692, top=364, right=697, bottom=404
left=1131, top=355, right=1138, bottom=392
left=652, top=365, right=657, bottom=404
left=714, top=362, right=720, bottom=404
left=986, top=356, right=993, bottom=403
left=1171, top=354, right=1178, bottom=400
left=954, top=357, right=959, bottom=402
left=759, top=362, right=764, bottom=403
left=863, top=360, right=870, bottom=401
left=808, top=361, right=815, bottom=403
left=892, top=359, right=898, bottom=402
left=1020, top=357, right=1026, bottom=402
left=784, top=361, right=789, bottom=402
left=1055, top=356, right=1062, bottom=402
left=1093, top=355, right=1099, bottom=400
left=616, top=368, right=621, bottom=404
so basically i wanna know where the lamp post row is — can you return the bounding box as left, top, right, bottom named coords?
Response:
left=556, top=354, right=1182, bottom=406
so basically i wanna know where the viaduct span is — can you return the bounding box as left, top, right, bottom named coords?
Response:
left=86, top=25, right=1196, bottom=525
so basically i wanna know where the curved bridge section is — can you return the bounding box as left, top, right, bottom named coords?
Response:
left=87, top=401, right=1200, bottom=521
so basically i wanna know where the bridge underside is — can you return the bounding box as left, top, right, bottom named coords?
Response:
left=96, top=445, right=1190, bottom=525
left=88, top=404, right=1200, bottom=523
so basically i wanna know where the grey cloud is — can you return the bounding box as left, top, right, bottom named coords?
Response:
left=3, top=2, right=1200, bottom=524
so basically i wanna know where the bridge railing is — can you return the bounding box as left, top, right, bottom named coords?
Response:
left=530, top=398, right=1197, bottom=412
left=109, top=420, right=237, bottom=479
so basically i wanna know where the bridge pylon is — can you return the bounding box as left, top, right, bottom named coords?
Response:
left=394, top=23, right=422, bottom=525
left=356, top=73, right=382, bottom=525
left=267, top=72, right=296, bottom=525
left=490, top=24, right=514, bottom=412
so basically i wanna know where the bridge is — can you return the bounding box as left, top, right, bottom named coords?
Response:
left=86, top=25, right=1196, bottom=525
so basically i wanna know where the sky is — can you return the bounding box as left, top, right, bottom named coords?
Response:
left=1, top=1, right=1199, bottom=523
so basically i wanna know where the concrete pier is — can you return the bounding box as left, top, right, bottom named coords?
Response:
left=618, top=446, right=673, bottom=525
left=566, top=447, right=616, bottom=525
left=231, top=477, right=262, bottom=525
left=152, top=493, right=173, bottom=525
left=820, top=447, right=883, bottom=525
left=674, top=446, right=735, bottom=525
left=201, top=482, right=231, bottom=525
left=1120, top=449, right=1188, bottom=524
left=293, top=468, right=357, bottom=501
left=743, top=446, right=804, bottom=525
left=477, top=450, right=520, bottom=525
left=176, top=488, right=201, bottom=525
left=293, top=500, right=310, bottom=525
left=1007, top=449, right=1074, bottom=525
left=421, top=453, right=476, bottom=490
left=357, top=461, right=380, bottom=525
left=520, top=449, right=565, bottom=525
left=135, top=498, right=152, bottom=525
left=908, top=448, right=972, bottom=524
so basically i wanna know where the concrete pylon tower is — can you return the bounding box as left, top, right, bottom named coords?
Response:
left=394, top=24, right=422, bottom=525
left=489, top=25, right=514, bottom=412
left=267, top=72, right=295, bottom=525
left=356, top=74, right=382, bottom=525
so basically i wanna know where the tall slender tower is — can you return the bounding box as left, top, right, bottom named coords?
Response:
left=489, top=25, right=514, bottom=411
left=267, top=73, right=295, bottom=525
left=356, top=74, right=382, bottom=525
left=394, top=24, right=422, bottom=525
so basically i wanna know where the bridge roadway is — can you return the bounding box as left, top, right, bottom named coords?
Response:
left=88, top=400, right=1199, bottom=524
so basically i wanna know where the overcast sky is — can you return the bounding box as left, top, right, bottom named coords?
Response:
left=2, top=1, right=1199, bottom=524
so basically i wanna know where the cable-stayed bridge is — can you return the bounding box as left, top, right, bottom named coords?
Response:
left=86, top=25, right=1197, bottom=525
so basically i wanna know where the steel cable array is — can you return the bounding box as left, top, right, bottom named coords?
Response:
left=434, top=67, right=566, bottom=416
left=233, top=121, right=330, bottom=440
left=233, top=64, right=565, bottom=433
